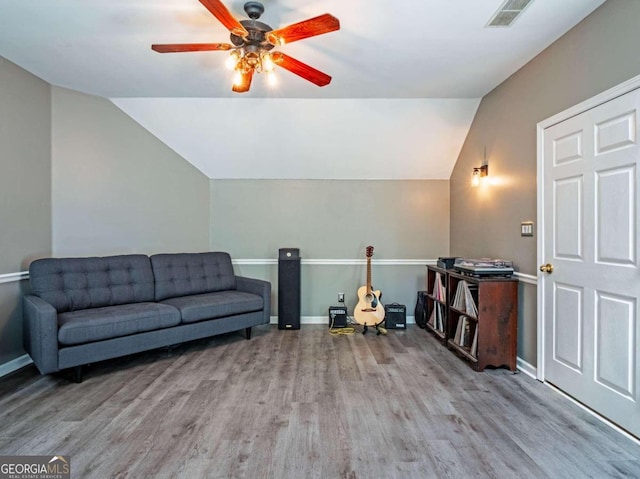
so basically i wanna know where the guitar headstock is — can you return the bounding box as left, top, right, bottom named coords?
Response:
left=365, top=245, right=374, bottom=258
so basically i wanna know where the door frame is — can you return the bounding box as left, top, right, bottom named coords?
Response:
left=536, top=73, right=640, bottom=382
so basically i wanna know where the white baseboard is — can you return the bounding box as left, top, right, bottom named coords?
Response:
left=270, top=316, right=416, bottom=325
left=516, top=357, right=537, bottom=379
left=0, top=354, right=33, bottom=378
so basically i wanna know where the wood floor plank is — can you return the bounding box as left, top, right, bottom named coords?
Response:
left=1, top=325, right=639, bottom=478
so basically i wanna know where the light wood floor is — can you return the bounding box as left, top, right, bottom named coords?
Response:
left=1, top=325, right=639, bottom=478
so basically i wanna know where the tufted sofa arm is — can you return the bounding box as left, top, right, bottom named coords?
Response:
left=23, top=295, right=60, bottom=374
left=236, top=276, right=271, bottom=325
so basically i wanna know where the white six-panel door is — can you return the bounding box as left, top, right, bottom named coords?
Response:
left=541, top=87, right=640, bottom=438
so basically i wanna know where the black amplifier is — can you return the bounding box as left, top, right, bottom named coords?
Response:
left=385, top=303, right=406, bottom=329
left=329, top=305, right=348, bottom=328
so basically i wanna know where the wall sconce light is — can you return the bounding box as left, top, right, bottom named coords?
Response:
left=472, top=164, right=489, bottom=187
left=472, top=147, right=489, bottom=187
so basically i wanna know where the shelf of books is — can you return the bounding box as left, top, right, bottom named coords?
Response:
left=446, top=271, right=518, bottom=371
left=425, top=266, right=449, bottom=341
left=447, top=279, right=479, bottom=364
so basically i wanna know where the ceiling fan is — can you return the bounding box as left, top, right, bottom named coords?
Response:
left=152, top=0, right=340, bottom=93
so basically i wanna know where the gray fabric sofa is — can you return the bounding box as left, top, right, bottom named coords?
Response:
left=23, top=252, right=271, bottom=382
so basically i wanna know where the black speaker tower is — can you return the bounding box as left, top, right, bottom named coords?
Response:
left=278, top=248, right=301, bottom=330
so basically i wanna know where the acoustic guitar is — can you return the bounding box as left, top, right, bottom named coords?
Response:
left=354, top=245, right=385, bottom=327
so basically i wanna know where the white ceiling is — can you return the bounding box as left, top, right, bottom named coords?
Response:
left=0, top=0, right=606, bottom=99
left=0, top=0, right=606, bottom=179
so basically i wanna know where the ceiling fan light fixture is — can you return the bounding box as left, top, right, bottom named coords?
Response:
left=225, top=50, right=240, bottom=70
left=262, top=52, right=275, bottom=72
left=244, top=50, right=260, bottom=68
left=267, top=70, right=277, bottom=86
left=232, top=70, right=244, bottom=86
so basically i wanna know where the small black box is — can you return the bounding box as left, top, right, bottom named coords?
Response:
left=329, top=305, right=348, bottom=328
left=385, top=303, right=406, bottom=329
left=437, top=257, right=458, bottom=269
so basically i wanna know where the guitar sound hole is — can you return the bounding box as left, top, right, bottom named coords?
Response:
left=365, top=294, right=373, bottom=303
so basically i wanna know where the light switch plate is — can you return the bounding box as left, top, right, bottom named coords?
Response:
left=521, top=221, right=534, bottom=237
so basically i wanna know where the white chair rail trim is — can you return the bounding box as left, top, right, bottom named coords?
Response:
left=0, top=268, right=538, bottom=284
left=233, top=259, right=437, bottom=266
left=0, top=271, right=29, bottom=284
left=233, top=260, right=539, bottom=285
left=514, top=272, right=537, bottom=285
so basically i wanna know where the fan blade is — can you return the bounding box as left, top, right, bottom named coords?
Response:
left=271, top=52, right=331, bottom=87
left=151, top=43, right=232, bottom=53
left=199, top=0, right=248, bottom=38
left=266, top=13, right=339, bottom=46
left=232, top=69, right=254, bottom=93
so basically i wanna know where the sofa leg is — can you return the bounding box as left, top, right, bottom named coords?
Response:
left=245, top=327, right=252, bottom=340
left=74, top=365, right=83, bottom=383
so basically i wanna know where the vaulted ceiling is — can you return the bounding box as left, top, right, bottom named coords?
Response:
left=0, top=0, right=606, bottom=178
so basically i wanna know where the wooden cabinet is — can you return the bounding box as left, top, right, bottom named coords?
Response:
left=425, top=266, right=518, bottom=372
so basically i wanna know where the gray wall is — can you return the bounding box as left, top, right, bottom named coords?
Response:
left=1, top=67, right=212, bottom=369
left=51, top=87, right=210, bottom=256
left=211, top=179, right=449, bottom=318
left=450, top=0, right=640, bottom=366
left=0, top=57, right=52, bottom=364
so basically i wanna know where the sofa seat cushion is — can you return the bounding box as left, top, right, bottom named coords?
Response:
left=160, top=291, right=263, bottom=324
left=58, top=302, right=181, bottom=346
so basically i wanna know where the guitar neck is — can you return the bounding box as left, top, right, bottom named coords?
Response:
left=366, top=256, right=372, bottom=294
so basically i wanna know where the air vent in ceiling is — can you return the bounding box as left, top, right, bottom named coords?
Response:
left=486, top=0, right=534, bottom=27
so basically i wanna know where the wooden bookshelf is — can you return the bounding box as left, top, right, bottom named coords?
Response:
left=446, top=271, right=518, bottom=371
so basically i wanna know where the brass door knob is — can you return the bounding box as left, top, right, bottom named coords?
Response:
left=539, top=263, right=554, bottom=274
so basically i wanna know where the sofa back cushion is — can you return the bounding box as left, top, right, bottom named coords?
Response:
left=151, top=252, right=237, bottom=301
left=29, top=255, right=155, bottom=313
